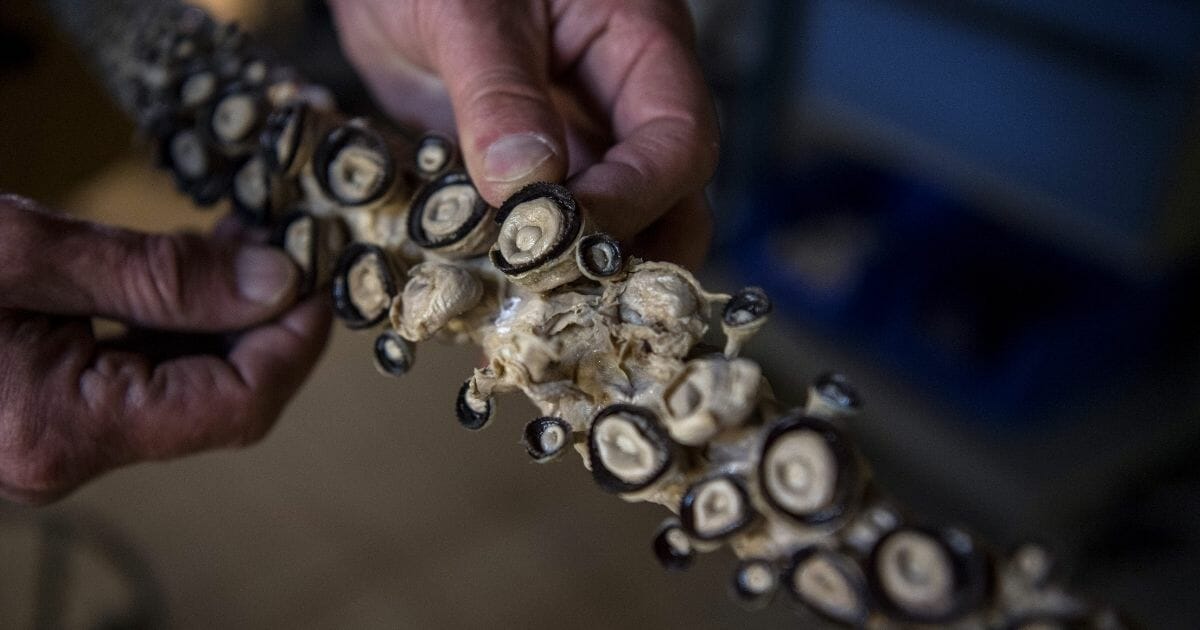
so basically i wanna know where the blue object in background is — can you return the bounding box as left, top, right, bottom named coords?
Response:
left=729, top=161, right=1170, bottom=424
left=797, top=0, right=1200, bottom=262
left=707, top=0, right=1198, bottom=424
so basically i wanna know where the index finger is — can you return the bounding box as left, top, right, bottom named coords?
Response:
left=558, top=4, right=719, bottom=242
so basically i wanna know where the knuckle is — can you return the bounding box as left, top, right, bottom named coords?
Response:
left=20, top=449, right=70, bottom=498
left=0, top=391, right=82, bottom=503
left=130, top=234, right=190, bottom=323
left=458, top=67, right=551, bottom=116
left=1, top=438, right=72, bottom=504
left=661, top=112, right=721, bottom=184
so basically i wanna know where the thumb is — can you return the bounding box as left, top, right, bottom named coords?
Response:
left=0, top=195, right=297, bottom=331
left=427, top=2, right=567, bottom=206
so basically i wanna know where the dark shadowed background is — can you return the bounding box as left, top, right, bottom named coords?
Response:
left=1, top=0, right=1198, bottom=627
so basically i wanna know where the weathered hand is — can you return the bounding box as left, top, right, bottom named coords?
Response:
left=0, top=194, right=331, bottom=504
left=328, top=0, right=719, bottom=268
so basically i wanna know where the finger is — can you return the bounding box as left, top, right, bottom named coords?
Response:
left=326, top=0, right=457, bottom=133
left=0, top=195, right=298, bottom=332
left=110, top=295, right=332, bottom=461
left=629, top=192, right=713, bottom=271
left=421, top=1, right=568, bottom=206
left=0, top=312, right=99, bottom=503
left=329, top=0, right=568, bottom=203
left=551, top=84, right=612, bottom=177
left=564, top=6, right=720, bottom=242
left=0, top=296, right=329, bottom=503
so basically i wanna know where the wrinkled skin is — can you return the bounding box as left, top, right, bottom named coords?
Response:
left=0, top=195, right=330, bottom=504
left=2, top=0, right=718, bottom=504
left=328, top=0, right=719, bottom=267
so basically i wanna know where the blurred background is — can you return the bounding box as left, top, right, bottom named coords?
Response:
left=1, top=0, right=1198, bottom=627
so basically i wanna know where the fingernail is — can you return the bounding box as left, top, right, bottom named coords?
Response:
left=483, top=133, right=556, bottom=183
left=235, top=245, right=297, bottom=305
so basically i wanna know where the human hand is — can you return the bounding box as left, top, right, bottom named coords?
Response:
left=0, top=194, right=331, bottom=504
left=328, top=0, right=719, bottom=268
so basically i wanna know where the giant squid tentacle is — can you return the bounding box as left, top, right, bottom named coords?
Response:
left=44, top=2, right=1128, bottom=627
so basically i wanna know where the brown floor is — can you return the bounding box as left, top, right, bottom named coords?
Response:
left=2, top=321, right=795, bottom=629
